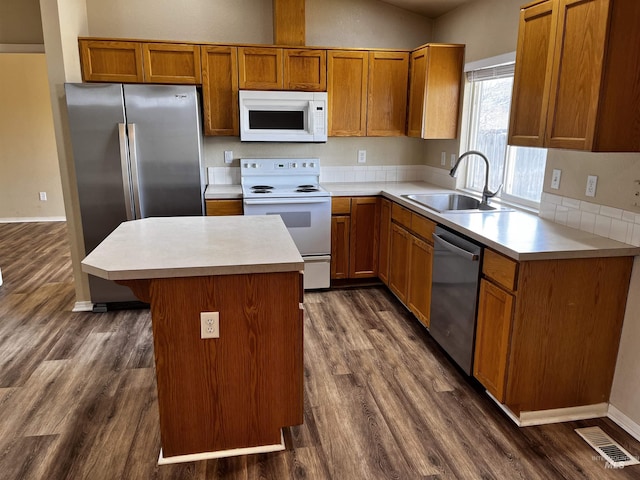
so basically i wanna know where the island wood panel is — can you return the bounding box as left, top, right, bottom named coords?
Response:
left=238, top=47, right=283, bottom=90
left=142, top=43, right=201, bottom=84
left=284, top=49, right=326, bottom=91
left=504, top=256, right=633, bottom=415
left=79, top=39, right=144, bottom=83
left=120, top=271, right=303, bottom=457
left=366, top=51, right=409, bottom=136
left=201, top=46, right=239, bottom=136
left=508, top=0, right=557, bottom=147
left=327, top=51, right=368, bottom=136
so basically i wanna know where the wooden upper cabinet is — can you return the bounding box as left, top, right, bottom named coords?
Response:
left=143, top=43, right=201, bottom=84
left=508, top=1, right=556, bottom=147
left=284, top=49, right=327, bottom=91
left=238, top=47, right=284, bottom=90
left=80, top=40, right=144, bottom=83
left=201, top=46, right=239, bottom=136
left=407, top=45, right=464, bottom=139
left=366, top=51, right=409, bottom=136
left=328, top=50, right=368, bottom=136
left=509, top=0, right=640, bottom=151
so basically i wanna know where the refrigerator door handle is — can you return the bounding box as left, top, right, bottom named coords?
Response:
left=127, top=123, right=142, bottom=219
left=118, top=123, right=135, bottom=221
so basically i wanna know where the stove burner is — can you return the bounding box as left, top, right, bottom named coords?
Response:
left=251, top=189, right=271, bottom=194
left=251, top=185, right=274, bottom=190
left=296, top=187, right=320, bottom=193
left=298, top=184, right=316, bottom=189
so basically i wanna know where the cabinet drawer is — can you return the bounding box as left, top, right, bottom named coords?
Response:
left=391, top=203, right=411, bottom=228
left=483, top=249, right=518, bottom=291
left=410, top=213, right=436, bottom=243
left=205, top=199, right=243, bottom=216
left=332, top=197, right=352, bottom=215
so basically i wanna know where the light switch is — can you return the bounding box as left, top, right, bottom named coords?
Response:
left=224, top=151, right=233, bottom=164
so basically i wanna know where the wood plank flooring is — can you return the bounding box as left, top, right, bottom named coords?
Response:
left=1, top=221, right=639, bottom=479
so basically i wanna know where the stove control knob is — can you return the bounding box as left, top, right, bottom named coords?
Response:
left=310, top=162, right=316, bottom=168
left=302, top=162, right=308, bottom=167
left=252, top=163, right=258, bottom=168
left=291, top=162, right=298, bottom=168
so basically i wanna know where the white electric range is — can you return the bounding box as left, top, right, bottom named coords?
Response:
left=241, top=158, right=331, bottom=289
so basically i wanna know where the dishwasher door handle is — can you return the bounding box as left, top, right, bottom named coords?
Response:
left=432, top=233, right=480, bottom=261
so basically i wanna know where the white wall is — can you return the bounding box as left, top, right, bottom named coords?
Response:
left=432, top=0, right=640, bottom=435
left=0, top=54, right=65, bottom=220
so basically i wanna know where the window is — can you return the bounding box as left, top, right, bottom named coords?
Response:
left=462, top=62, right=547, bottom=209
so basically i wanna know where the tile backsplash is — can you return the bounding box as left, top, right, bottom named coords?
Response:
left=540, top=192, right=640, bottom=246
left=207, top=165, right=456, bottom=189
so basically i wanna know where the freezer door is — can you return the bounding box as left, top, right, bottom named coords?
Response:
left=123, top=85, right=204, bottom=218
left=65, top=83, right=138, bottom=304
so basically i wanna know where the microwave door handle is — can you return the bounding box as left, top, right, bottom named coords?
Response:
left=308, top=101, right=315, bottom=133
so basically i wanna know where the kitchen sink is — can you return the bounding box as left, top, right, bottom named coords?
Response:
left=402, top=193, right=512, bottom=213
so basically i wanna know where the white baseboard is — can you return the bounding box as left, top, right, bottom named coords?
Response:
left=158, top=430, right=285, bottom=465
left=73, top=301, right=94, bottom=312
left=0, top=216, right=66, bottom=223
left=608, top=405, right=640, bottom=443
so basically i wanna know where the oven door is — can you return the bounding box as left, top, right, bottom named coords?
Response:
left=243, top=197, right=331, bottom=256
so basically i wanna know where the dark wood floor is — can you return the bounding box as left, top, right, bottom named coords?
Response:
left=1, top=221, right=639, bottom=479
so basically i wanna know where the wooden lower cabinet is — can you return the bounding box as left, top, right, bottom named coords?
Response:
left=330, top=197, right=379, bottom=280
left=378, top=198, right=392, bottom=284
left=205, top=199, right=243, bottom=216
left=473, top=279, right=514, bottom=402
left=473, top=251, right=633, bottom=415
left=331, top=215, right=350, bottom=279
left=388, top=223, right=411, bottom=303
left=406, top=236, right=433, bottom=327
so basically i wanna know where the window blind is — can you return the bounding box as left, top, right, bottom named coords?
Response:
left=466, top=63, right=515, bottom=82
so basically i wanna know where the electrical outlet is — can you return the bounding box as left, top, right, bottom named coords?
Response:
left=585, top=175, right=598, bottom=197
left=224, top=150, right=233, bottom=164
left=358, top=150, right=366, bottom=163
left=440, top=151, right=447, bottom=166
left=200, top=312, right=219, bottom=339
left=39, top=192, right=47, bottom=201
left=451, top=154, right=457, bottom=168
left=551, top=169, right=562, bottom=190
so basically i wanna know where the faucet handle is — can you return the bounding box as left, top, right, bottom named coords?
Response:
left=484, top=184, right=502, bottom=199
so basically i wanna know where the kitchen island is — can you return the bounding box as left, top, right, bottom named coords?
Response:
left=82, top=216, right=304, bottom=463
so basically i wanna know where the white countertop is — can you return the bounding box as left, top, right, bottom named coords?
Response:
left=204, top=184, right=242, bottom=199
left=205, top=181, right=640, bottom=261
left=81, top=216, right=304, bottom=280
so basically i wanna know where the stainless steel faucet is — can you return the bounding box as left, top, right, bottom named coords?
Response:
left=449, top=150, right=501, bottom=208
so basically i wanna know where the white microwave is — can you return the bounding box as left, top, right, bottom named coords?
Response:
left=239, top=90, right=328, bottom=142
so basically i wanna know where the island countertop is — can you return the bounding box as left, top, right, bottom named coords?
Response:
left=81, top=216, right=304, bottom=280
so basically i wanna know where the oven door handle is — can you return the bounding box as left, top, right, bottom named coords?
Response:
left=432, top=233, right=480, bottom=261
left=244, top=198, right=330, bottom=205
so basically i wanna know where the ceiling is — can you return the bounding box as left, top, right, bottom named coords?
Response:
left=380, top=0, right=474, bottom=18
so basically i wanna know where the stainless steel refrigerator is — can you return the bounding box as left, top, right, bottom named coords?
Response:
left=65, top=83, right=204, bottom=309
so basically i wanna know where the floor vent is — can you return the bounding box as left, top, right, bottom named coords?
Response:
left=575, top=426, right=639, bottom=469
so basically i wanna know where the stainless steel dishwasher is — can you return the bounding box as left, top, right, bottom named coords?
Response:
left=429, top=226, right=483, bottom=375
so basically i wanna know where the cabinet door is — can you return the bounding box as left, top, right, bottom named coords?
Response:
left=143, top=43, right=201, bottom=84
left=327, top=51, right=368, bottom=136
left=388, top=223, right=410, bottom=303
left=238, top=47, right=283, bottom=90
left=508, top=1, right=557, bottom=147
left=201, top=46, right=239, bottom=136
left=407, top=47, right=428, bottom=137
left=205, top=199, right=243, bottom=216
left=407, top=236, right=433, bottom=328
left=284, top=49, right=327, bottom=91
left=367, top=51, right=409, bottom=136
left=331, top=215, right=350, bottom=279
left=378, top=198, right=392, bottom=285
left=545, top=0, right=611, bottom=150
left=473, top=279, right=514, bottom=402
left=349, top=197, right=380, bottom=278
left=79, top=40, right=144, bottom=83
